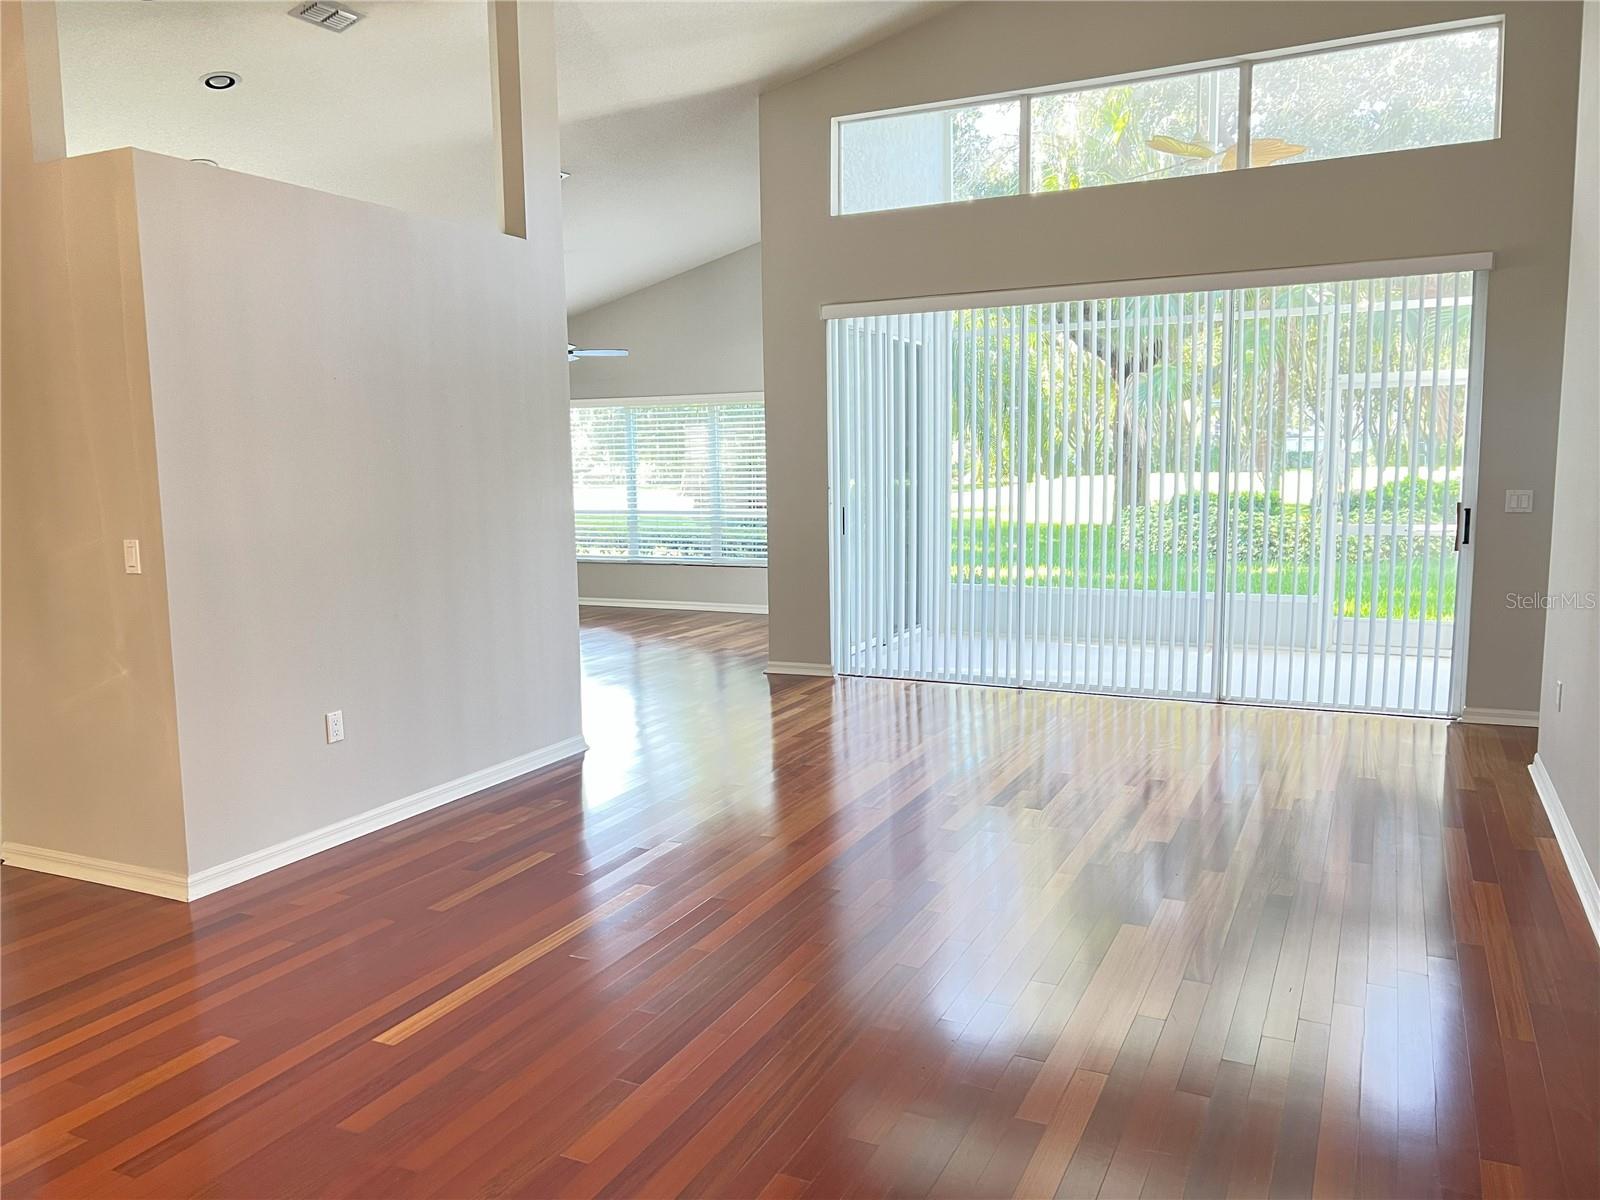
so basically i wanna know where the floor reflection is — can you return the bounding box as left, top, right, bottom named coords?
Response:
left=0, top=607, right=1584, bottom=1200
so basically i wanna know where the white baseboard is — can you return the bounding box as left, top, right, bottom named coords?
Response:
left=0, top=844, right=190, bottom=901
left=1529, top=753, right=1600, bottom=946
left=1460, top=707, right=1540, bottom=727
left=2, top=736, right=589, bottom=904
left=186, top=736, right=589, bottom=900
left=765, top=661, right=834, bottom=677
left=579, top=597, right=768, bottom=615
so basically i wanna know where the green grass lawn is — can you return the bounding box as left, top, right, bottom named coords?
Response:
left=952, top=518, right=1457, bottom=620
left=577, top=487, right=1459, bottom=621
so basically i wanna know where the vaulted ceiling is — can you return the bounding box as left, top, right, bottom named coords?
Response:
left=52, top=0, right=937, bottom=312
left=555, top=2, right=935, bottom=310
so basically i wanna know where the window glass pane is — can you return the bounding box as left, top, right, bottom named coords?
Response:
left=717, top=405, right=769, bottom=560
left=633, top=404, right=712, bottom=559
left=570, top=402, right=767, bottom=563
left=1031, top=67, right=1241, bottom=192
left=838, top=99, right=1020, bottom=214
left=571, top=406, right=630, bottom=558
left=1250, top=27, right=1500, bottom=166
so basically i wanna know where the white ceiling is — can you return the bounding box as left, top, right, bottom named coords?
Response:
left=555, top=2, right=936, bottom=309
left=55, top=2, right=501, bottom=231
left=52, top=0, right=935, bottom=312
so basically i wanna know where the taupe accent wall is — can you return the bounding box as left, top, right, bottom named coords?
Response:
left=2, top=3, right=189, bottom=875
left=2, top=2, right=582, bottom=885
left=568, top=244, right=768, bottom=611
left=759, top=0, right=1584, bottom=704
left=568, top=245, right=764, bottom=401
left=1538, top=2, right=1599, bottom=882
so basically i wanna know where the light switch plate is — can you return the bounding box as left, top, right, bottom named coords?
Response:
left=1505, top=489, right=1534, bottom=513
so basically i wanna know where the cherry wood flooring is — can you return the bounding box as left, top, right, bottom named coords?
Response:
left=2, top=606, right=1595, bottom=1199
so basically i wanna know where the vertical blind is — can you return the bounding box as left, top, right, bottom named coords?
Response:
left=827, top=269, right=1479, bottom=717
left=571, top=398, right=767, bottom=564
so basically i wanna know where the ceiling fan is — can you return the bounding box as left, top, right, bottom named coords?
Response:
left=568, top=343, right=629, bottom=363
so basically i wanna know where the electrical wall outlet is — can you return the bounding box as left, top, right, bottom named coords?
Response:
left=123, top=539, right=142, bottom=574
left=1505, top=489, right=1534, bottom=513
left=325, top=710, right=345, bottom=744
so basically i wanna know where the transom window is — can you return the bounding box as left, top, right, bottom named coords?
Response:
left=570, top=395, right=767, bottom=565
left=834, top=19, right=1502, bottom=215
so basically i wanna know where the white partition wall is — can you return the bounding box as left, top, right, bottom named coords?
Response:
left=827, top=266, right=1481, bottom=716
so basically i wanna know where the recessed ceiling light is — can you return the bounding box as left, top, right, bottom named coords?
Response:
left=190, top=158, right=219, bottom=166
left=201, top=71, right=240, bottom=90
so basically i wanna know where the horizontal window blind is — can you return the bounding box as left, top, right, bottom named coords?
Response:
left=571, top=399, right=767, bottom=565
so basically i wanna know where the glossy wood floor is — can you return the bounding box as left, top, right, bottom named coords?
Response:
left=3, top=607, right=1596, bottom=1199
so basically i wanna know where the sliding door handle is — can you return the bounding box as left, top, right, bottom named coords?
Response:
left=1455, top=503, right=1472, bottom=549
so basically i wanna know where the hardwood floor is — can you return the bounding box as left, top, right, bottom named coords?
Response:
left=3, top=606, right=1595, bottom=1198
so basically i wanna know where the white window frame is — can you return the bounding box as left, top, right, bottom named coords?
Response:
left=830, top=15, right=1504, bottom=216
left=570, top=391, right=768, bottom=568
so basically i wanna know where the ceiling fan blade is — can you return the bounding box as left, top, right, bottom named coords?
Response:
left=567, top=344, right=631, bottom=362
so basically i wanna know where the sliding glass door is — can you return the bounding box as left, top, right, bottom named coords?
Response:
left=1217, top=275, right=1478, bottom=713
left=827, top=268, right=1480, bottom=717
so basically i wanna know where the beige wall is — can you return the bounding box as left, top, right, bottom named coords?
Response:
left=132, top=149, right=582, bottom=876
left=2, top=1, right=580, bottom=885
left=568, top=244, right=763, bottom=399
left=1538, top=2, right=1599, bottom=883
left=1, top=5, right=189, bottom=876
left=577, top=562, right=767, bottom=610
left=759, top=0, right=1584, bottom=700
left=569, top=244, right=768, bottom=610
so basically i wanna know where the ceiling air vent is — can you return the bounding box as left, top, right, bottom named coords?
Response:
left=291, top=2, right=362, bottom=32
